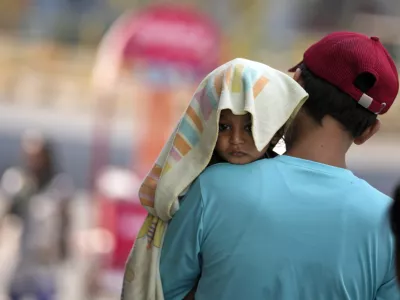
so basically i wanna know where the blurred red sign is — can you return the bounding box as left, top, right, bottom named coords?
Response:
left=119, top=5, right=221, bottom=72
left=99, top=196, right=147, bottom=269
left=113, top=201, right=147, bottom=269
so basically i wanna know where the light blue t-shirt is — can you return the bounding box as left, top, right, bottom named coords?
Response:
left=160, top=156, right=400, bottom=300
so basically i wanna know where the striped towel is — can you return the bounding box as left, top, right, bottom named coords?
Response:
left=121, top=58, right=309, bottom=300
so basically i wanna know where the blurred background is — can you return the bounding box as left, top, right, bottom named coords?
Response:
left=0, top=0, right=399, bottom=299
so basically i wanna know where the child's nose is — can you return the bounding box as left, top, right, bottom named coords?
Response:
left=230, top=130, right=245, bottom=144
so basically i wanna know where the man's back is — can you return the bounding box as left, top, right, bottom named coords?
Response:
left=160, top=156, right=399, bottom=300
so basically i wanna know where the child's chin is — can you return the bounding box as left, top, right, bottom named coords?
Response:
left=227, top=158, right=252, bottom=165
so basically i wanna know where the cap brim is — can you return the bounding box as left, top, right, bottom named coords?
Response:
left=288, top=61, right=302, bottom=72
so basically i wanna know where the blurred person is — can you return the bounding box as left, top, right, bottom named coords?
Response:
left=22, top=0, right=63, bottom=42
left=346, top=0, right=400, bottom=63
left=1, top=131, right=73, bottom=300
left=60, top=0, right=100, bottom=44
left=264, top=0, right=301, bottom=51
left=390, top=184, right=400, bottom=282
left=158, top=32, right=400, bottom=300
left=121, top=58, right=308, bottom=300
left=23, top=0, right=99, bottom=44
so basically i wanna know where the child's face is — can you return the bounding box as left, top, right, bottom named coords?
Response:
left=216, top=110, right=268, bottom=165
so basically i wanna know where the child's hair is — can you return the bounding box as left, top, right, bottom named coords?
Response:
left=390, top=183, right=400, bottom=280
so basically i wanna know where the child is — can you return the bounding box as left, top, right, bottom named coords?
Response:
left=121, top=58, right=308, bottom=300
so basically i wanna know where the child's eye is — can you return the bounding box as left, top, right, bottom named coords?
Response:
left=244, top=125, right=252, bottom=133
left=219, top=124, right=230, bottom=132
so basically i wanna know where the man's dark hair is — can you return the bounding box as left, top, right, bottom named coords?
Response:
left=390, top=184, right=400, bottom=281
left=299, top=64, right=377, bottom=138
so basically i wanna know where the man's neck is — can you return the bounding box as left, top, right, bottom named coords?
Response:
left=285, top=133, right=350, bottom=169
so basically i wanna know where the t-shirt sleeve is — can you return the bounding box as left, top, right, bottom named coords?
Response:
left=376, top=223, right=400, bottom=300
left=160, top=178, right=204, bottom=300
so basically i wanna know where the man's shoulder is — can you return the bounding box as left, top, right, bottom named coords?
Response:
left=200, top=159, right=274, bottom=181
left=364, top=181, right=393, bottom=215
left=355, top=178, right=392, bottom=206
left=196, top=159, right=277, bottom=196
left=347, top=178, right=393, bottom=228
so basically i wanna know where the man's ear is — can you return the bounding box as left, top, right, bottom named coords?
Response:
left=354, top=119, right=381, bottom=145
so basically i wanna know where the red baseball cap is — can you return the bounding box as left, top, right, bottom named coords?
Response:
left=289, top=32, right=399, bottom=114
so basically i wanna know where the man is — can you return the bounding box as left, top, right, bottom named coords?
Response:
left=159, top=32, right=400, bottom=299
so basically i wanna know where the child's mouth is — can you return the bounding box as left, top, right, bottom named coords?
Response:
left=230, top=151, right=246, bottom=157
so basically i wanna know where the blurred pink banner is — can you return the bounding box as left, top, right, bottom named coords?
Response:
left=120, top=4, right=221, bottom=73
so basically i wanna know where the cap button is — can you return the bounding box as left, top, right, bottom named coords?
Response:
left=370, top=36, right=380, bottom=42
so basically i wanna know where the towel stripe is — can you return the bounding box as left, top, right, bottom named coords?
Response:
left=163, top=162, right=172, bottom=173
left=206, top=82, right=219, bottom=109
left=253, top=76, right=269, bottom=98
left=139, top=164, right=163, bottom=207
left=186, top=106, right=204, bottom=133
left=165, top=157, right=175, bottom=174
left=179, top=117, right=200, bottom=146
left=149, top=165, right=162, bottom=179
left=232, top=64, right=244, bottom=93
left=140, top=185, right=156, bottom=199
left=225, top=65, right=233, bottom=87
left=136, top=215, right=153, bottom=239
left=214, top=72, right=224, bottom=97
left=242, top=67, right=258, bottom=92
left=140, top=196, right=155, bottom=207
left=153, top=220, right=166, bottom=248
left=139, top=192, right=154, bottom=202
left=142, top=175, right=157, bottom=189
left=170, top=146, right=182, bottom=162
left=173, top=133, right=192, bottom=156
left=195, top=87, right=213, bottom=120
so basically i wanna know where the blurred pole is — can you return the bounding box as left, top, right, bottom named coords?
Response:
left=137, top=88, right=173, bottom=176
left=228, top=0, right=262, bottom=58
left=90, top=94, right=115, bottom=190
left=90, top=10, right=131, bottom=191
left=263, top=0, right=298, bottom=51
